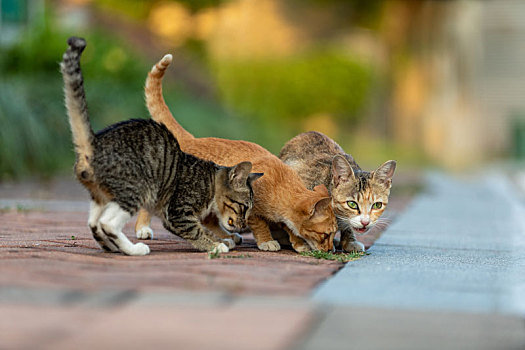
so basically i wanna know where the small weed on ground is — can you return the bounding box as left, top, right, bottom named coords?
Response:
left=222, top=254, right=252, bottom=259
left=16, top=205, right=31, bottom=213
left=300, top=250, right=369, bottom=263
left=208, top=250, right=221, bottom=259
left=207, top=251, right=252, bottom=260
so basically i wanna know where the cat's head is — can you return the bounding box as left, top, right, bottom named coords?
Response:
left=215, top=161, right=263, bottom=233
left=297, top=184, right=338, bottom=252
left=331, top=155, right=396, bottom=235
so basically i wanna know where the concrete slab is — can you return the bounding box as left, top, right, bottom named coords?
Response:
left=300, top=306, right=525, bottom=350
left=313, top=172, right=525, bottom=316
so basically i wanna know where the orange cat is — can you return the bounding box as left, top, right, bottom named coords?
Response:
left=134, top=54, right=337, bottom=252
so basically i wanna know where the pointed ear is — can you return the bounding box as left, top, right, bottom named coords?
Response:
left=248, top=172, right=264, bottom=184
left=372, top=160, right=396, bottom=188
left=313, top=184, right=329, bottom=197
left=229, top=161, right=253, bottom=188
left=331, top=155, right=354, bottom=187
left=310, top=197, right=332, bottom=218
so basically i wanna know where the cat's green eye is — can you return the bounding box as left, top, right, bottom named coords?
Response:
left=347, top=201, right=359, bottom=210
left=372, top=202, right=383, bottom=210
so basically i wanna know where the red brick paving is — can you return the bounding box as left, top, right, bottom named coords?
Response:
left=0, top=211, right=345, bottom=296
left=0, top=303, right=315, bottom=350
left=0, top=174, right=416, bottom=296
left=0, top=176, right=416, bottom=350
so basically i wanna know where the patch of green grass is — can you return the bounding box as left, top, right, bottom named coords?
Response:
left=300, top=250, right=369, bottom=263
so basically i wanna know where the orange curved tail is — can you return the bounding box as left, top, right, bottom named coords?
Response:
left=145, top=54, right=194, bottom=140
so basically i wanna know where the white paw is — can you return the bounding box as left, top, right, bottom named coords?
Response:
left=212, top=242, right=229, bottom=253
left=136, top=226, right=154, bottom=240
left=232, top=232, right=243, bottom=245
left=129, top=242, right=151, bottom=256
left=258, top=240, right=281, bottom=252
left=222, top=238, right=236, bottom=249
left=343, top=241, right=365, bottom=253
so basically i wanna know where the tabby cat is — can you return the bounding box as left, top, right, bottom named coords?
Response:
left=134, top=54, right=337, bottom=253
left=279, top=131, right=396, bottom=252
left=61, top=37, right=261, bottom=255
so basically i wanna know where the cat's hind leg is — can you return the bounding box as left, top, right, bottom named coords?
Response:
left=88, top=201, right=118, bottom=252
left=98, top=202, right=150, bottom=256
left=135, top=208, right=154, bottom=240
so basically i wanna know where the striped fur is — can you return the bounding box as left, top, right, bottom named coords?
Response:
left=61, top=37, right=261, bottom=255
left=136, top=54, right=338, bottom=253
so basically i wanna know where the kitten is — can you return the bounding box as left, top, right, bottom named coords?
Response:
left=279, top=131, right=396, bottom=252
left=61, top=37, right=261, bottom=255
left=135, top=54, right=337, bottom=253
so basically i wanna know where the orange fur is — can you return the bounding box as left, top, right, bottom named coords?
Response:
left=136, top=55, right=336, bottom=252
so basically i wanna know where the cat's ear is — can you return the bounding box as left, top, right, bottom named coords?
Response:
left=229, top=161, right=253, bottom=188
left=248, top=172, right=264, bottom=184
left=310, top=197, right=332, bottom=218
left=313, top=184, right=329, bottom=197
left=331, top=155, right=355, bottom=187
left=372, top=160, right=396, bottom=188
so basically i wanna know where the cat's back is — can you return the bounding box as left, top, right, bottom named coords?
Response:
left=179, top=135, right=274, bottom=171
left=95, top=119, right=177, bottom=151
left=279, top=131, right=360, bottom=190
left=92, top=119, right=181, bottom=173
left=279, top=131, right=344, bottom=163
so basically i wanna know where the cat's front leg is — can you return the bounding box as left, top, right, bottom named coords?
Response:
left=167, top=213, right=231, bottom=253
left=248, top=215, right=281, bottom=251
left=135, top=208, right=154, bottom=240
left=283, top=226, right=311, bottom=253
left=340, top=228, right=365, bottom=253
left=202, top=213, right=241, bottom=248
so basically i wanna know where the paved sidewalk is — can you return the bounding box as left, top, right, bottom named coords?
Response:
left=0, top=173, right=415, bottom=349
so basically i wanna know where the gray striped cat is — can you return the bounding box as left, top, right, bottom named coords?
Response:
left=61, top=37, right=262, bottom=256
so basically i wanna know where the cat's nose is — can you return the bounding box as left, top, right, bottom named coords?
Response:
left=361, top=217, right=370, bottom=227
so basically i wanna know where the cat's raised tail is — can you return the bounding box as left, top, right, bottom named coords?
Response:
left=60, top=36, right=95, bottom=182
left=145, top=54, right=194, bottom=141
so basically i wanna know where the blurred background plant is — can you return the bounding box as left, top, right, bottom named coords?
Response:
left=1, top=0, right=524, bottom=180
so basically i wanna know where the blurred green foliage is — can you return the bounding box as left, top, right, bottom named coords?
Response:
left=0, top=24, right=155, bottom=180
left=0, top=1, right=392, bottom=180
left=0, top=75, right=71, bottom=178
left=93, top=0, right=229, bottom=18
left=0, top=19, right=292, bottom=180
left=211, top=51, right=373, bottom=123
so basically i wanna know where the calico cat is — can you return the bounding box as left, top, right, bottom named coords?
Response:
left=279, top=131, right=396, bottom=252
left=134, top=54, right=337, bottom=253
left=61, top=37, right=261, bottom=255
